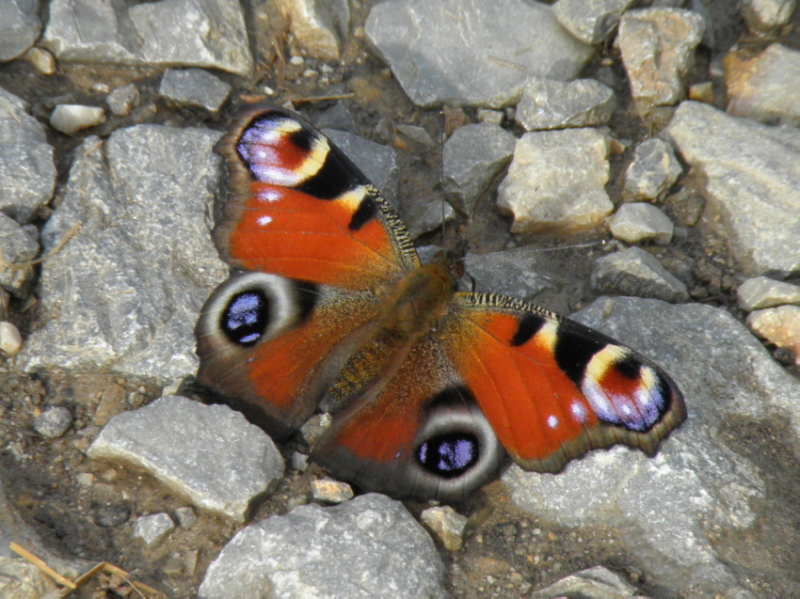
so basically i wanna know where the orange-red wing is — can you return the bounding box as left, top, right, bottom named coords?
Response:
left=443, top=293, right=686, bottom=473
left=311, top=334, right=504, bottom=502
left=214, top=104, right=419, bottom=289
left=196, top=273, right=380, bottom=440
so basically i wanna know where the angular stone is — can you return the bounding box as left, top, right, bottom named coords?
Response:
left=591, top=246, right=688, bottom=302
left=741, top=0, right=797, bottom=33
left=725, top=44, right=800, bottom=126
left=0, top=558, right=57, bottom=598
left=498, top=128, right=612, bottom=234
left=42, top=0, right=253, bottom=77
left=106, top=84, right=139, bottom=117
left=609, top=202, right=674, bottom=245
left=623, top=137, right=682, bottom=201
left=0, top=87, right=56, bottom=223
left=554, top=0, right=636, bottom=44
left=88, top=396, right=284, bottom=523
left=198, top=494, right=446, bottom=598
left=159, top=68, right=231, bottom=113
left=747, top=305, right=800, bottom=364
left=0, top=213, right=39, bottom=296
left=365, top=0, right=593, bottom=107
left=421, top=505, right=468, bottom=551
left=618, top=8, right=705, bottom=112
left=0, top=0, right=42, bottom=62
left=17, top=127, right=228, bottom=381
left=442, top=123, right=516, bottom=216
left=516, top=78, right=616, bottom=131
left=463, top=248, right=553, bottom=299
left=276, top=0, right=349, bottom=62
left=737, top=276, right=800, bottom=311
left=533, top=565, right=640, bottom=598
left=132, top=513, right=175, bottom=547
left=664, top=101, right=800, bottom=277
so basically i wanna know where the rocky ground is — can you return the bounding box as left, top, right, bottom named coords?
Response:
left=1, top=0, right=800, bottom=597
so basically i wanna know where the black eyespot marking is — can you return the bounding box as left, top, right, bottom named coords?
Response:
left=221, top=290, right=271, bottom=347
left=296, top=150, right=359, bottom=201
left=511, top=314, right=545, bottom=347
left=614, top=353, right=641, bottom=379
left=289, top=126, right=315, bottom=153
left=554, top=326, right=606, bottom=386
left=416, top=432, right=480, bottom=478
left=294, top=281, right=319, bottom=322
left=349, top=197, right=378, bottom=231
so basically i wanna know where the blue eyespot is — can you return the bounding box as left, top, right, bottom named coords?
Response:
left=222, top=290, right=270, bottom=347
left=416, top=432, right=479, bottom=478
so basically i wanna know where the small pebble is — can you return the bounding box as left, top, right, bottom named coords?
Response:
left=174, top=506, right=197, bottom=529
left=311, top=478, right=354, bottom=503
left=33, top=406, right=73, bottom=438
left=133, top=512, right=176, bottom=548
left=0, top=321, right=23, bottom=356
left=421, top=505, right=468, bottom=551
left=94, top=503, right=131, bottom=528
left=24, top=48, right=56, bottom=75
left=50, top=104, right=106, bottom=135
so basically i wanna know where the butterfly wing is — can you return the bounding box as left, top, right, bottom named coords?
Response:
left=442, top=293, right=686, bottom=473
left=311, top=332, right=506, bottom=501
left=197, top=105, right=418, bottom=439
left=214, top=104, right=419, bottom=289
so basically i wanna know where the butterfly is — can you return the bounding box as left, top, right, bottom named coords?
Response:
left=195, top=103, right=686, bottom=502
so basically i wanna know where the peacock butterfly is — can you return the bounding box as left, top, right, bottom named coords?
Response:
left=195, top=103, right=686, bottom=501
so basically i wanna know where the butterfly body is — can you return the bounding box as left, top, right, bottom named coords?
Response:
left=196, top=104, right=686, bottom=501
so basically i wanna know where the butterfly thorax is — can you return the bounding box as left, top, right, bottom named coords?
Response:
left=378, top=260, right=457, bottom=342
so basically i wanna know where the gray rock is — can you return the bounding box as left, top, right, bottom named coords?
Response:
left=0, top=558, right=58, bottom=598
left=49, top=104, right=106, bottom=135
left=0, top=87, right=56, bottom=223
left=106, top=83, right=139, bottom=117
left=33, top=406, right=73, bottom=438
left=17, top=126, right=228, bottom=381
left=591, top=246, right=688, bottom=302
left=532, top=565, right=639, bottom=597
left=664, top=101, right=800, bottom=276
left=395, top=124, right=435, bottom=147
left=323, top=128, right=400, bottom=203
left=0, top=212, right=39, bottom=296
left=42, top=0, right=141, bottom=64
left=516, top=78, right=616, bottom=131
left=364, top=0, right=593, bottom=107
left=747, top=305, right=800, bottom=364
left=726, top=44, right=800, bottom=126
left=42, top=0, right=253, bottom=77
left=618, top=8, right=705, bottom=113
left=0, top=0, right=42, bottom=62
left=554, top=0, right=636, bottom=44
left=505, top=297, right=800, bottom=596
left=623, top=137, right=682, bottom=201
left=497, top=128, right=613, bottom=234
left=609, top=202, right=674, bottom=245
left=464, top=248, right=553, bottom=299
left=198, top=494, right=446, bottom=598
left=442, top=123, right=516, bottom=216
left=737, top=276, right=800, bottom=311
left=174, top=506, right=197, bottom=529
left=275, top=0, right=349, bottom=61
left=131, top=0, right=253, bottom=76
left=741, top=0, right=796, bottom=33
left=159, top=68, right=231, bottom=113
left=132, top=512, right=175, bottom=547
left=88, top=396, right=284, bottom=523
